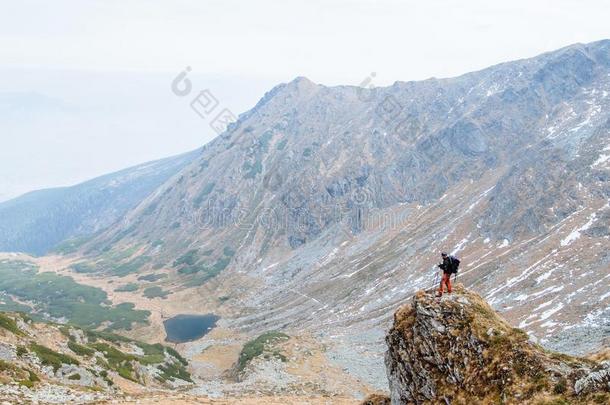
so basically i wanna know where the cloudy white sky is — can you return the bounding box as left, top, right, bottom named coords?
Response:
left=1, top=0, right=609, bottom=200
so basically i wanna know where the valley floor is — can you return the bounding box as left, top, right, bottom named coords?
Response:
left=115, top=393, right=358, bottom=404
left=0, top=384, right=358, bottom=404
left=0, top=253, right=378, bottom=403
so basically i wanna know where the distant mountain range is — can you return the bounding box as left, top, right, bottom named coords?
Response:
left=0, top=149, right=200, bottom=255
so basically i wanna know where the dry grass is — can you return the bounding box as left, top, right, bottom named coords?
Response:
left=587, top=348, right=610, bottom=362
left=360, top=393, right=391, bottom=405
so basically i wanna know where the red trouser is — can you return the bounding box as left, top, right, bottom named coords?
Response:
left=438, top=272, right=452, bottom=294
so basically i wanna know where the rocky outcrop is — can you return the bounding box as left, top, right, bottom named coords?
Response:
left=384, top=286, right=610, bottom=404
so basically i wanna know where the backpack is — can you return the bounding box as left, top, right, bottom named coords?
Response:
left=448, top=256, right=460, bottom=274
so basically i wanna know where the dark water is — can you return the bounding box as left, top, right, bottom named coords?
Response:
left=163, top=314, right=220, bottom=343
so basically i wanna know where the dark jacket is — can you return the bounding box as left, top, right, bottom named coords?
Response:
left=438, top=256, right=454, bottom=274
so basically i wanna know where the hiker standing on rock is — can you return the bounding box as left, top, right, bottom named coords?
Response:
left=436, top=252, right=460, bottom=297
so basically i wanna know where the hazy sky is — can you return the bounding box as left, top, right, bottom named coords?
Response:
left=1, top=0, right=609, bottom=201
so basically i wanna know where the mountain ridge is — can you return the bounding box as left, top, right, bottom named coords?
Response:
left=254, top=39, right=610, bottom=94
left=0, top=149, right=201, bottom=255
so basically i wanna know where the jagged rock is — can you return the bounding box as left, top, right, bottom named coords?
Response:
left=384, top=287, right=610, bottom=404
left=574, top=363, right=610, bottom=395
left=0, top=344, right=16, bottom=362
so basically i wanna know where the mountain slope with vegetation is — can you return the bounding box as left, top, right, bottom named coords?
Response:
left=0, top=311, right=191, bottom=403
left=0, top=149, right=200, bottom=255
left=0, top=258, right=150, bottom=331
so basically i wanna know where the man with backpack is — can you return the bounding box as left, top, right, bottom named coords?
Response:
left=436, top=252, right=460, bottom=297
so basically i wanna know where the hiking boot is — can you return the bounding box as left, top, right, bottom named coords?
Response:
left=435, top=292, right=442, bottom=298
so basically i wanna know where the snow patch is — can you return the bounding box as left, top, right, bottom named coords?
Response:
left=452, top=235, right=471, bottom=254
left=592, top=153, right=610, bottom=168
left=560, top=214, right=597, bottom=246
left=498, top=239, right=509, bottom=248
left=535, top=264, right=563, bottom=284
left=539, top=302, right=564, bottom=321
left=534, top=300, right=554, bottom=311
left=465, top=186, right=495, bottom=213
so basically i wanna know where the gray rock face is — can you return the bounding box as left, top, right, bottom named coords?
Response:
left=575, top=364, right=610, bottom=395
left=93, top=40, right=610, bottom=253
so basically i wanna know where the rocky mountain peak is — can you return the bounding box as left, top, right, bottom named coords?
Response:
left=382, top=286, right=610, bottom=404
left=272, top=75, right=321, bottom=104
left=288, top=75, right=317, bottom=87
left=233, top=75, right=321, bottom=126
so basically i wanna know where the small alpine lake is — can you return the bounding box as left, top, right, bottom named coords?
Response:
left=163, top=314, right=220, bottom=343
